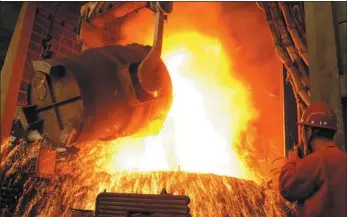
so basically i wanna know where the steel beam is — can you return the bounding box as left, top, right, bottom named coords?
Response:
left=332, top=1, right=347, bottom=150
left=0, top=2, right=37, bottom=141
left=305, top=2, right=346, bottom=149
left=332, top=2, right=347, bottom=91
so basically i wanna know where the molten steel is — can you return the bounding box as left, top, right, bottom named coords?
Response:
left=2, top=141, right=293, bottom=217
left=1, top=2, right=295, bottom=217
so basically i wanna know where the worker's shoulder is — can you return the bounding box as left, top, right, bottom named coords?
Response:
left=290, top=152, right=323, bottom=169
left=300, top=151, right=323, bottom=163
left=323, top=146, right=347, bottom=162
left=322, top=143, right=346, bottom=156
left=313, top=145, right=346, bottom=166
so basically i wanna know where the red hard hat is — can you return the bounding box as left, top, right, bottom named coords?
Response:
left=298, top=102, right=338, bottom=130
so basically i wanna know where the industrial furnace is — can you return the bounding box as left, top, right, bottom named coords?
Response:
left=0, top=1, right=346, bottom=217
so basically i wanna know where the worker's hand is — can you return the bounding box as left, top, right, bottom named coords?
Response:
left=288, top=146, right=300, bottom=161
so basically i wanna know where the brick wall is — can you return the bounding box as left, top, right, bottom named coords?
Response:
left=17, top=2, right=83, bottom=105
left=0, top=2, right=22, bottom=71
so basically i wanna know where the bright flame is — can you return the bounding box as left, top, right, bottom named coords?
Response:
left=95, top=31, right=257, bottom=179
left=1, top=3, right=292, bottom=217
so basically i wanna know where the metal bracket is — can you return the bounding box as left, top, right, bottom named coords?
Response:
left=137, top=2, right=173, bottom=98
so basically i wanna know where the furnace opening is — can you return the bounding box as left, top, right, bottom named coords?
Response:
left=1, top=2, right=290, bottom=217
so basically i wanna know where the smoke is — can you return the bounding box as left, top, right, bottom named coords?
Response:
left=218, top=2, right=284, bottom=175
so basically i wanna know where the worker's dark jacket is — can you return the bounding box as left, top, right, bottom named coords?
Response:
left=279, top=142, right=346, bottom=217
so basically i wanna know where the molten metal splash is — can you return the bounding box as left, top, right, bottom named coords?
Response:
left=1, top=140, right=293, bottom=217
left=0, top=32, right=293, bottom=217
left=0, top=3, right=295, bottom=216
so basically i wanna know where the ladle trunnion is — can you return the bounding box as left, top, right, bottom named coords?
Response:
left=18, top=44, right=172, bottom=147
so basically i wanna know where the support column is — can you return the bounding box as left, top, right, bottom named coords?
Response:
left=0, top=2, right=37, bottom=141
left=332, top=2, right=347, bottom=93
left=333, top=2, right=347, bottom=150
left=305, top=2, right=346, bottom=149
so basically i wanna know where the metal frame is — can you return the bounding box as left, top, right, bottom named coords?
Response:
left=1, top=2, right=38, bottom=141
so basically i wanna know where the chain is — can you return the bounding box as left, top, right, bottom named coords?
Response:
left=41, top=3, right=59, bottom=59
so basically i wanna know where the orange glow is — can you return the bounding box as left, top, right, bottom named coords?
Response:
left=45, top=24, right=263, bottom=216
left=96, top=31, right=257, bottom=179
left=1, top=2, right=289, bottom=217
left=92, top=2, right=260, bottom=180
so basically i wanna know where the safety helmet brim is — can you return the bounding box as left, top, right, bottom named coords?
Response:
left=297, top=122, right=337, bottom=130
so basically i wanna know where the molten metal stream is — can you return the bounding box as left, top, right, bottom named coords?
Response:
left=1, top=3, right=294, bottom=215
left=95, top=32, right=256, bottom=178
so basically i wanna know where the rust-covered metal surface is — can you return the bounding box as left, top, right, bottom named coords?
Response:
left=95, top=192, right=191, bottom=217
left=22, top=43, right=172, bottom=146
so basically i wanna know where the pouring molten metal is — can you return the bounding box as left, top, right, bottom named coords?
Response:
left=41, top=32, right=276, bottom=217
left=1, top=2, right=295, bottom=217
left=90, top=32, right=256, bottom=177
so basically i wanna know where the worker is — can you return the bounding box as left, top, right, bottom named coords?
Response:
left=279, top=102, right=346, bottom=217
